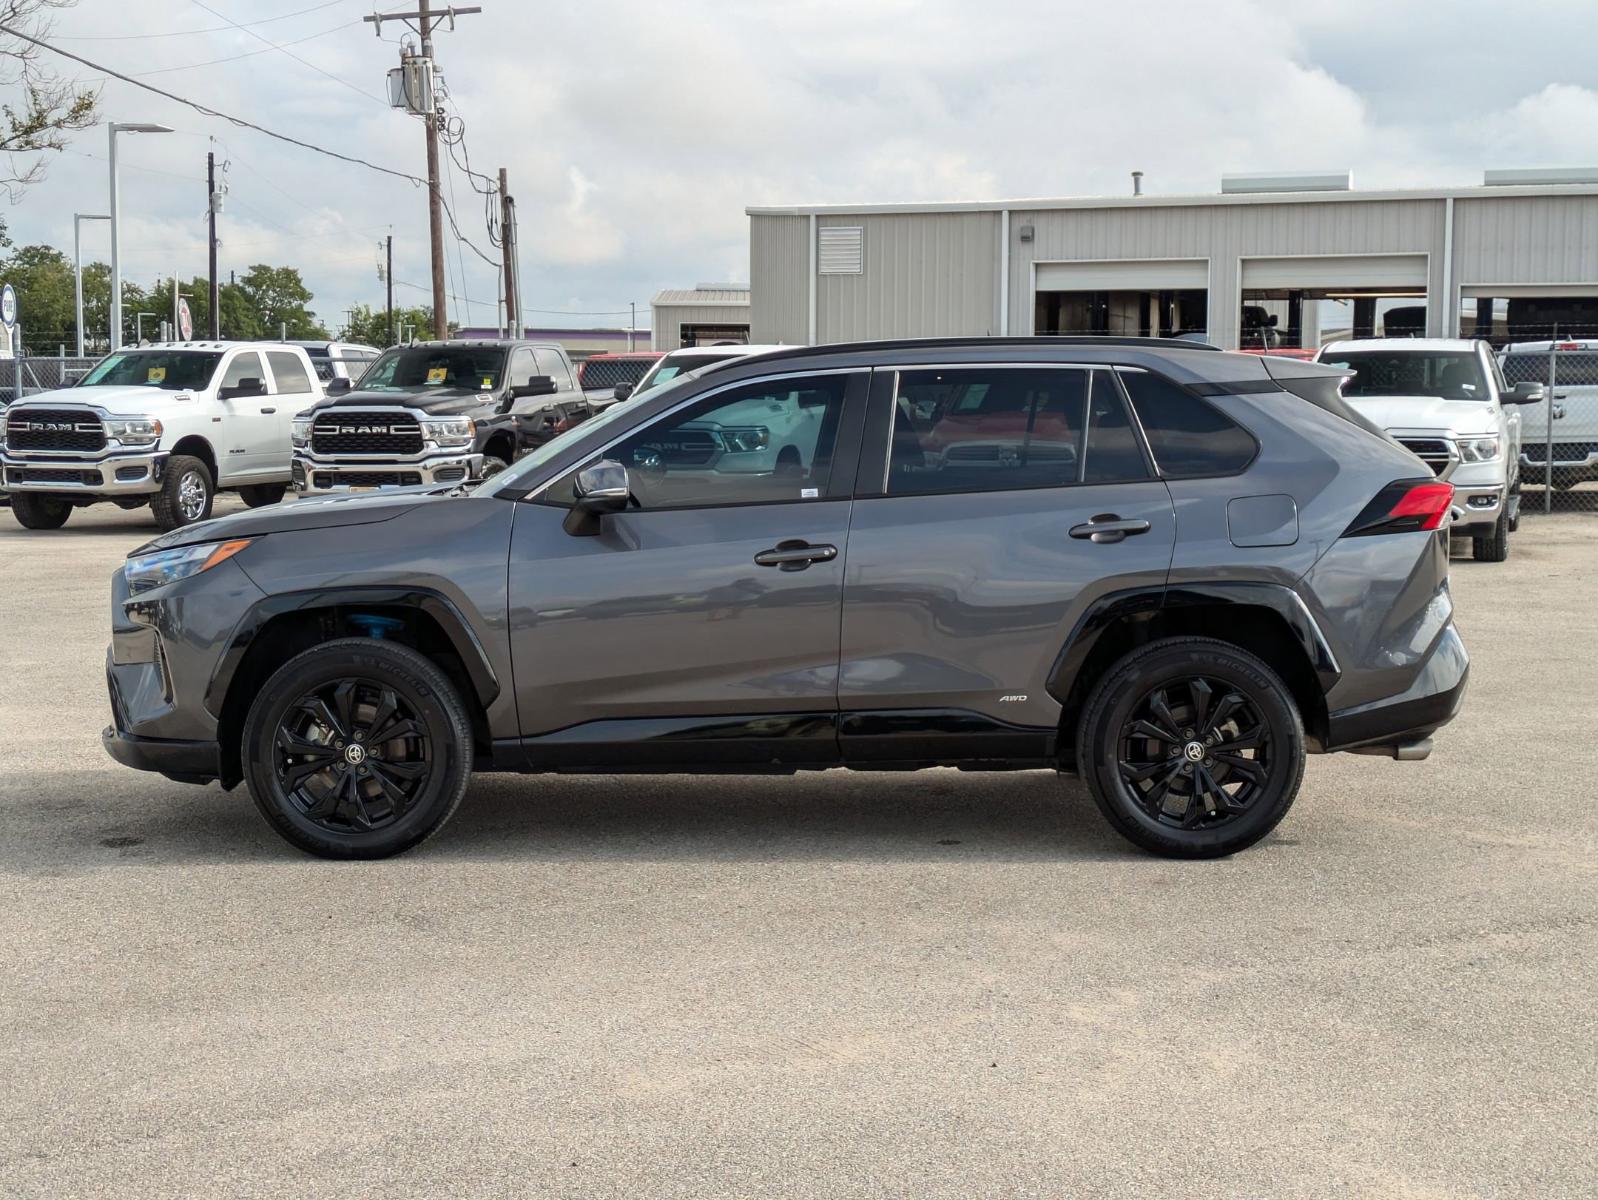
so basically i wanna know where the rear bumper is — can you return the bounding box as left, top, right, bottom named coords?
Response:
left=1324, top=623, right=1469, bottom=754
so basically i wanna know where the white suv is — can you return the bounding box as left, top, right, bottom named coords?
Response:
left=1, top=341, right=322, bottom=530
left=1316, top=338, right=1544, bottom=562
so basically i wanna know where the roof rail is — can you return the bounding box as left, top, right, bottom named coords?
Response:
left=732, top=335, right=1225, bottom=367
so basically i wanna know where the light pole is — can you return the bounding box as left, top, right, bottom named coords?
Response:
left=108, top=121, right=173, bottom=351
left=73, top=212, right=109, bottom=357
left=134, top=311, right=155, bottom=344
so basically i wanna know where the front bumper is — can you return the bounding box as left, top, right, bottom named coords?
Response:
left=102, top=725, right=220, bottom=785
left=2, top=448, right=167, bottom=496
left=291, top=450, right=482, bottom=493
left=1325, top=623, right=1469, bottom=754
left=1448, top=483, right=1504, bottom=528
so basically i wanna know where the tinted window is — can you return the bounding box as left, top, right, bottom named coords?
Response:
left=888, top=368, right=1086, bottom=495
left=1319, top=351, right=1487, bottom=401
left=359, top=346, right=506, bottom=393
left=1082, top=371, right=1150, bottom=483
left=266, top=351, right=313, bottom=394
left=1502, top=351, right=1598, bottom=387
left=534, top=349, right=574, bottom=391
left=1120, top=369, right=1256, bottom=478
left=80, top=350, right=221, bottom=391
left=220, top=352, right=264, bottom=391
left=555, top=375, right=849, bottom=510
left=509, top=347, right=538, bottom=386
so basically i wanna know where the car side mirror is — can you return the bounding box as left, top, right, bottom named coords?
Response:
left=219, top=377, right=265, bottom=400
left=1506, top=380, right=1546, bottom=404
left=510, top=375, right=558, bottom=400
left=612, top=381, right=634, bottom=402
left=326, top=376, right=353, bottom=396
left=562, top=458, right=630, bottom=537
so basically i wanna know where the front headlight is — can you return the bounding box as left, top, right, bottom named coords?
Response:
left=106, top=416, right=162, bottom=446
left=124, top=538, right=252, bottom=596
left=291, top=416, right=312, bottom=448
left=421, top=415, right=475, bottom=447
left=1457, top=436, right=1501, bottom=463
left=719, top=426, right=770, bottom=453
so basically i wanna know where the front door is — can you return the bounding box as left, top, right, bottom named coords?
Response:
left=507, top=369, right=867, bottom=768
left=215, top=350, right=277, bottom=480
left=838, top=364, right=1176, bottom=757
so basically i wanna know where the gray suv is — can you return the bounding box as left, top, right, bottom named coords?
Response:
left=103, top=337, right=1468, bottom=860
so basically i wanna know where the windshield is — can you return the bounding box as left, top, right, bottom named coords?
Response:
left=357, top=345, right=507, bottom=393
left=79, top=350, right=223, bottom=391
left=634, top=352, right=737, bottom=396
left=1319, top=351, right=1488, bottom=402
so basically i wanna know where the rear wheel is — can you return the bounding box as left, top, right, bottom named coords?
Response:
left=238, top=482, right=286, bottom=508
left=10, top=492, right=71, bottom=529
left=241, top=638, right=474, bottom=859
left=151, top=455, right=213, bottom=530
left=1472, top=509, right=1509, bottom=563
left=1076, top=637, right=1306, bottom=859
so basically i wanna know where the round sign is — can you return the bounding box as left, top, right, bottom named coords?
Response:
left=177, top=296, right=193, bottom=341
left=1, top=283, right=16, bottom=330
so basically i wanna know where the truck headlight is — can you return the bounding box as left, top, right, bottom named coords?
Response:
left=1457, top=437, right=1501, bottom=463
left=422, top=416, right=475, bottom=447
left=124, top=539, right=252, bottom=596
left=106, top=416, right=162, bottom=446
left=719, top=426, right=769, bottom=453
left=291, top=417, right=312, bottom=448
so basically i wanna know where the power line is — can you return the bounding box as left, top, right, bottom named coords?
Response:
left=132, top=19, right=363, bottom=78
left=187, top=1, right=385, bottom=106
left=53, top=0, right=351, bottom=40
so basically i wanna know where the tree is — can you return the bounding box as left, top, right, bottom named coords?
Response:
left=339, top=301, right=445, bottom=348
left=0, top=1, right=98, bottom=199
left=79, top=261, right=146, bottom=349
left=1, top=241, right=73, bottom=339
left=235, top=263, right=328, bottom=340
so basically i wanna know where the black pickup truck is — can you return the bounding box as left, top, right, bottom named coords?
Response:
left=290, top=339, right=593, bottom=492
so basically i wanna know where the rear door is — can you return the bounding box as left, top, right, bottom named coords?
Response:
left=838, top=364, right=1176, bottom=755
left=263, top=351, right=323, bottom=476
left=506, top=369, right=868, bottom=765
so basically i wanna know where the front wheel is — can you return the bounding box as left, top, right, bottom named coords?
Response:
left=1076, top=637, right=1306, bottom=859
left=10, top=492, right=72, bottom=529
left=479, top=455, right=509, bottom=480
left=150, top=455, right=213, bottom=530
left=1472, top=509, right=1509, bottom=563
left=241, top=638, right=474, bottom=859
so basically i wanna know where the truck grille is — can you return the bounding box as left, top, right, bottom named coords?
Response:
left=6, top=408, right=105, bottom=452
left=1396, top=437, right=1454, bottom=477
left=1522, top=441, right=1598, bottom=464
left=5, top=466, right=104, bottom=485
left=311, top=410, right=424, bottom=456
left=311, top=470, right=423, bottom=489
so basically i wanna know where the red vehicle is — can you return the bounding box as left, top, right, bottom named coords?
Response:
left=1241, top=347, right=1318, bottom=360
left=577, top=351, right=663, bottom=392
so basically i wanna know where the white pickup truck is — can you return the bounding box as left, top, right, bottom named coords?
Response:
left=1315, top=338, right=1546, bottom=562
left=2, top=341, right=322, bottom=530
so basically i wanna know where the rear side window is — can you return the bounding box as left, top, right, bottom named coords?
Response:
left=266, top=351, right=314, bottom=394
left=1119, top=369, right=1256, bottom=477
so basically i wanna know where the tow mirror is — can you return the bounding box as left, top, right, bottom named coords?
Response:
left=612, top=381, right=634, bottom=402
left=562, top=458, right=630, bottom=536
left=219, top=377, right=266, bottom=400
left=326, top=377, right=353, bottom=396
left=510, top=375, right=558, bottom=400
left=1505, top=380, right=1546, bottom=405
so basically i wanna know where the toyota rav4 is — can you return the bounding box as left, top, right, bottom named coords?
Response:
left=103, top=337, right=1469, bottom=860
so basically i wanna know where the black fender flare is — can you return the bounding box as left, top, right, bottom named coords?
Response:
left=1045, top=581, right=1340, bottom=705
left=204, top=585, right=501, bottom=717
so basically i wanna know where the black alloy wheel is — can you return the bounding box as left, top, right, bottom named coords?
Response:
left=242, top=638, right=473, bottom=858
left=1115, top=675, right=1270, bottom=830
left=1076, top=637, right=1305, bottom=859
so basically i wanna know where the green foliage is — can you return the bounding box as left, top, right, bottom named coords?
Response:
left=338, top=301, right=444, bottom=348
left=235, top=263, right=328, bottom=340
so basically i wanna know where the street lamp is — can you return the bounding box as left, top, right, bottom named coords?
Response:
left=73, top=212, right=109, bottom=357
left=108, top=121, right=173, bottom=351
left=133, top=312, right=155, bottom=345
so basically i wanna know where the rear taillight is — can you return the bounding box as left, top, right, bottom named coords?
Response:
left=1555, top=341, right=1582, bottom=351
left=1342, top=480, right=1454, bottom=537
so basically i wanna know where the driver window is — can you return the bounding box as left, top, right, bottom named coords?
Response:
left=221, top=351, right=264, bottom=393
left=510, top=347, right=538, bottom=386
left=553, top=374, right=850, bottom=510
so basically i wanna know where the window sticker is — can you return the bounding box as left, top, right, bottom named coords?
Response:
left=801, top=487, right=819, bottom=499
left=482, top=376, right=493, bottom=388
left=426, top=366, right=448, bottom=384
left=147, top=366, right=166, bottom=383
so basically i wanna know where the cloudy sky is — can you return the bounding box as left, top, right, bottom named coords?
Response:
left=7, top=0, right=1598, bottom=336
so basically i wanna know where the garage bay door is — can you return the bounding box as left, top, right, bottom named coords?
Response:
left=1035, top=259, right=1209, bottom=290
left=1241, top=254, right=1427, bottom=291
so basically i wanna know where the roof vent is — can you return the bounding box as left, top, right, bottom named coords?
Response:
left=1484, top=167, right=1598, bottom=187
left=1221, top=171, right=1352, bottom=194
left=818, top=226, right=864, bottom=275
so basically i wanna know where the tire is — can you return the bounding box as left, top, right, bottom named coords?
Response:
left=241, top=638, right=474, bottom=860
left=150, top=455, right=213, bottom=530
left=1075, top=637, right=1307, bottom=859
left=1472, top=509, right=1509, bottom=563
left=479, top=455, right=508, bottom=480
left=237, top=483, right=286, bottom=508
left=10, top=492, right=71, bottom=529
left=113, top=498, right=148, bottom=511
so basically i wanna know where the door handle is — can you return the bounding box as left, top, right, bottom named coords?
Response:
left=259, top=406, right=277, bottom=414
left=754, top=540, right=838, bottom=570
left=1069, top=514, right=1152, bottom=544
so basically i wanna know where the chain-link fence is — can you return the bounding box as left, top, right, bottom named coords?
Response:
left=0, top=357, right=97, bottom=404
left=1502, top=344, right=1598, bottom=517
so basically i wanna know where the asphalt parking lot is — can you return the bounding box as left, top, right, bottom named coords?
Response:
left=2, top=499, right=1595, bottom=1198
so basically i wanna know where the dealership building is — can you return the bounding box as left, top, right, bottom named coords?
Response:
left=747, top=170, right=1598, bottom=350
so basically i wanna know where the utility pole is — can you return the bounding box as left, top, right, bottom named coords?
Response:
left=499, top=167, right=518, bottom=339
left=386, top=233, right=395, bottom=347
left=207, top=151, right=220, bottom=339
left=365, top=2, right=481, bottom=342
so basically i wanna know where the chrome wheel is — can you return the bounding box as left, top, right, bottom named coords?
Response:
left=177, top=469, right=208, bottom=522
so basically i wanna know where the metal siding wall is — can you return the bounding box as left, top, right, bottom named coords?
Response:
left=1010, top=199, right=1446, bottom=346
left=651, top=305, right=753, bottom=351
left=749, top=215, right=810, bottom=344
left=816, top=212, right=999, bottom=343
left=1453, top=195, right=1598, bottom=285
